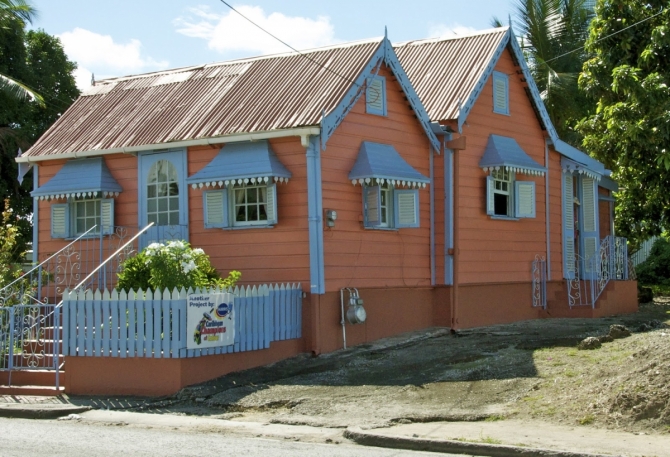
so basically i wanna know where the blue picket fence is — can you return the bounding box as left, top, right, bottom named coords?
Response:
left=61, top=284, right=302, bottom=358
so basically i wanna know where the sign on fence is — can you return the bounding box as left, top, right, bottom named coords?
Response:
left=187, top=292, right=235, bottom=350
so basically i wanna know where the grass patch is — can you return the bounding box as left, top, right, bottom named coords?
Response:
left=484, top=414, right=506, bottom=422
left=578, top=414, right=595, bottom=425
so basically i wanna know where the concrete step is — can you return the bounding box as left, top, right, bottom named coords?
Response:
left=0, top=369, right=64, bottom=387
left=0, top=385, right=64, bottom=396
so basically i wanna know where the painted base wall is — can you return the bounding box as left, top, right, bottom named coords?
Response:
left=64, top=339, right=303, bottom=396
left=63, top=281, right=637, bottom=396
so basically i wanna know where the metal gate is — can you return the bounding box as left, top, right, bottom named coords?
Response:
left=0, top=304, right=60, bottom=388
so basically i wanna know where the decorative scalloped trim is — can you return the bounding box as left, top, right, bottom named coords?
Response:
left=350, top=177, right=428, bottom=189
left=482, top=166, right=546, bottom=177
left=190, top=175, right=289, bottom=190
left=34, top=191, right=121, bottom=201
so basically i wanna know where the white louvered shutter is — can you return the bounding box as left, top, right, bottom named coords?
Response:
left=265, top=184, right=277, bottom=225
left=581, top=177, right=599, bottom=274
left=514, top=181, right=536, bottom=218
left=563, top=173, right=575, bottom=278
left=395, top=190, right=420, bottom=228
left=364, top=185, right=381, bottom=227
left=51, top=203, right=69, bottom=239
left=486, top=176, right=495, bottom=215
left=366, top=77, right=385, bottom=115
left=203, top=189, right=227, bottom=228
left=100, top=199, right=114, bottom=235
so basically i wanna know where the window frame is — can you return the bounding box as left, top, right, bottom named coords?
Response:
left=50, top=197, right=114, bottom=239
left=202, top=183, right=277, bottom=230
left=485, top=169, right=536, bottom=220
left=363, top=183, right=420, bottom=229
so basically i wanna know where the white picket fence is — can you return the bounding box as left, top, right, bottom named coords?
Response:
left=61, top=284, right=302, bottom=358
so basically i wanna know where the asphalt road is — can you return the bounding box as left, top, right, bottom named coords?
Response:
left=0, top=416, right=455, bottom=457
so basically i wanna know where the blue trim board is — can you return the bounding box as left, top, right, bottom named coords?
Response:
left=320, top=37, right=441, bottom=153
left=306, top=136, right=325, bottom=294
left=444, top=141, right=454, bottom=286
left=554, top=140, right=605, bottom=175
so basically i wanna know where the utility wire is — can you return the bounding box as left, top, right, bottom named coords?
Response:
left=218, top=0, right=364, bottom=88
left=538, top=7, right=666, bottom=67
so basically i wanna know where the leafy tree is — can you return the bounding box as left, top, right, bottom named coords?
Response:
left=577, top=0, right=670, bottom=245
left=0, top=0, right=42, bottom=104
left=494, top=0, right=594, bottom=146
left=0, top=12, right=79, bottom=258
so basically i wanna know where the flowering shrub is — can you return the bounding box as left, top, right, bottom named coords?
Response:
left=0, top=199, right=31, bottom=306
left=117, top=240, right=241, bottom=292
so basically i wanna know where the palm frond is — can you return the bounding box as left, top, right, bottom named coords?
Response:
left=0, top=73, right=44, bottom=106
left=0, top=0, right=37, bottom=24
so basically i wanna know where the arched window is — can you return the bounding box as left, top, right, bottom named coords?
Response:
left=146, top=160, right=179, bottom=226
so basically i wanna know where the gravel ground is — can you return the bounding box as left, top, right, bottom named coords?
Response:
left=76, top=298, right=670, bottom=435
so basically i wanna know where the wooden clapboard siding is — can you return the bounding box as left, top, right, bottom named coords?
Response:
left=456, top=48, right=553, bottom=284
left=322, top=64, right=432, bottom=291
left=188, top=138, right=311, bottom=286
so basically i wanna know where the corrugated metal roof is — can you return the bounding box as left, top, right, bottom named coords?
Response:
left=394, top=27, right=509, bottom=121
left=25, top=39, right=381, bottom=158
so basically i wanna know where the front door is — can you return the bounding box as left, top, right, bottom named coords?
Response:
left=138, top=150, right=188, bottom=248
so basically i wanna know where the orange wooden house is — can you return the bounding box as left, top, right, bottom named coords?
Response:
left=17, top=27, right=636, bottom=387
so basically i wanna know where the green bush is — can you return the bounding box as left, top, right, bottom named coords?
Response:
left=635, top=236, right=670, bottom=287
left=117, top=240, right=241, bottom=292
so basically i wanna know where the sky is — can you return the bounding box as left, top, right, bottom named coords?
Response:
left=30, top=0, right=518, bottom=90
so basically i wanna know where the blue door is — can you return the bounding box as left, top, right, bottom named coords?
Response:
left=138, top=150, right=188, bottom=248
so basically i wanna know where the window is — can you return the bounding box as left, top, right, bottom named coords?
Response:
left=492, top=71, right=509, bottom=115
left=366, top=76, right=386, bottom=116
left=486, top=170, right=535, bottom=219
left=51, top=198, right=114, bottom=238
left=364, top=184, right=419, bottom=229
left=146, top=159, right=180, bottom=226
left=203, top=184, right=277, bottom=229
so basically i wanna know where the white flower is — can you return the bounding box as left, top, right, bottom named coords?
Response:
left=193, top=248, right=204, bottom=255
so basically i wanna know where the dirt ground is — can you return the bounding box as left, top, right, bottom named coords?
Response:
left=123, top=298, right=670, bottom=435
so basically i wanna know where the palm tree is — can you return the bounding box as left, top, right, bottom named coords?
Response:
left=0, top=0, right=43, bottom=105
left=493, top=0, right=593, bottom=145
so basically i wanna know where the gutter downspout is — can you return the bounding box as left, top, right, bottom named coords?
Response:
left=545, top=140, right=551, bottom=280
left=305, top=135, right=325, bottom=355
left=430, top=146, right=436, bottom=286
left=451, top=147, right=460, bottom=330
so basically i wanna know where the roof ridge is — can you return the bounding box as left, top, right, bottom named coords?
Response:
left=94, top=37, right=384, bottom=85
left=393, top=26, right=509, bottom=48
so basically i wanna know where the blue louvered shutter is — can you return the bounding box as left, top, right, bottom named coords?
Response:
left=366, top=77, right=386, bottom=115
left=492, top=71, right=509, bottom=115
left=100, top=199, right=114, bottom=235
left=563, top=173, right=576, bottom=279
left=394, top=189, right=420, bottom=228
left=486, top=176, right=495, bottom=216
left=265, top=184, right=277, bottom=225
left=364, top=185, right=382, bottom=227
left=51, top=203, right=69, bottom=239
left=514, top=181, right=536, bottom=218
left=581, top=176, right=599, bottom=278
left=203, top=189, right=228, bottom=228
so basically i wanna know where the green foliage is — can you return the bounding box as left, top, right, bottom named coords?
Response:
left=0, top=6, right=79, bottom=255
left=577, top=0, right=670, bottom=245
left=493, top=0, right=594, bottom=146
left=635, top=236, right=670, bottom=287
left=117, top=241, right=241, bottom=292
left=0, top=199, right=22, bottom=288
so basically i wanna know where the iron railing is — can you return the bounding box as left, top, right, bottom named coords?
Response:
left=567, top=236, right=629, bottom=308
left=532, top=255, right=547, bottom=309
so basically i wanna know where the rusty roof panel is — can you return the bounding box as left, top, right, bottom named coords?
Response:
left=394, top=27, right=509, bottom=121
left=26, top=40, right=380, bottom=158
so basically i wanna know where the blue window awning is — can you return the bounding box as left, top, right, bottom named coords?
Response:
left=31, top=157, right=122, bottom=201
left=348, top=142, right=430, bottom=188
left=187, top=140, right=291, bottom=189
left=561, top=157, right=603, bottom=181
left=479, top=135, right=546, bottom=176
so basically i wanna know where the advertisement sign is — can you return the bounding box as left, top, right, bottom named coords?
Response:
left=187, top=292, right=235, bottom=350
